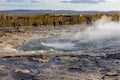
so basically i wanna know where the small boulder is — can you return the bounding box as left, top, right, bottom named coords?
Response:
left=15, top=69, right=30, bottom=74
left=30, top=55, right=49, bottom=62
left=12, top=69, right=33, bottom=80
left=105, top=71, right=119, bottom=76
left=0, top=65, right=5, bottom=71
left=106, top=53, right=120, bottom=60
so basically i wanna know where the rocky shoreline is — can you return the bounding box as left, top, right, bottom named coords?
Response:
left=0, top=53, right=119, bottom=80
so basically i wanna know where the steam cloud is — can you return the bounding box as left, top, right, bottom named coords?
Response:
left=44, top=16, right=120, bottom=52
left=73, top=16, right=120, bottom=41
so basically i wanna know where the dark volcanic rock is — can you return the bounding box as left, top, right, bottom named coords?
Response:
left=11, top=69, right=33, bottom=80
left=67, top=67, right=81, bottom=72
left=106, top=53, right=120, bottom=59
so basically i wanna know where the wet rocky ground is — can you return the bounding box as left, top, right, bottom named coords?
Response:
left=0, top=53, right=119, bottom=80
left=0, top=25, right=120, bottom=80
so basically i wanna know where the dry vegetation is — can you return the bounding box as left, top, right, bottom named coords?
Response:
left=0, top=13, right=119, bottom=28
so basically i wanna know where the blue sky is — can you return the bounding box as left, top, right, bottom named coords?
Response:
left=0, top=0, right=119, bottom=11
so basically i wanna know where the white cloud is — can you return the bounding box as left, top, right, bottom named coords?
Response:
left=31, top=0, right=58, bottom=2
left=0, top=0, right=6, bottom=1
left=31, top=0, right=52, bottom=2
left=60, top=0, right=120, bottom=4
left=31, top=0, right=41, bottom=1
left=60, top=0, right=104, bottom=4
left=105, top=0, right=119, bottom=2
left=0, top=0, right=23, bottom=2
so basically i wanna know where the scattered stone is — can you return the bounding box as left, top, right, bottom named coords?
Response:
left=106, top=53, right=120, bottom=60
left=0, top=41, right=3, bottom=43
left=0, top=68, right=3, bottom=71
left=0, top=71, right=9, bottom=78
left=0, top=65, right=5, bottom=71
left=117, top=69, right=120, bottom=73
left=67, top=67, right=81, bottom=72
left=12, top=69, right=33, bottom=80
left=30, top=55, right=49, bottom=62
left=0, top=33, right=8, bottom=37
left=57, top=56, right=70, bottom=61
left=15, top=69, right=30, bottom=74
left=105, top=71, right=119, bottom=76
left=95, top=56, right=101, bottom=60
left=0, top=65, right=5, bottom=68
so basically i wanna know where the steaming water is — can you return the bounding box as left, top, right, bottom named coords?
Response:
left=16, top=16, right=120, bottom=54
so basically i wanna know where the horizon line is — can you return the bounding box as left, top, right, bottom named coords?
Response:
left=0, top=9, right=120, bottom=12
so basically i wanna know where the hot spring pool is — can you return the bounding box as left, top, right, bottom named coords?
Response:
left=15, top=35, right=120, bottom=54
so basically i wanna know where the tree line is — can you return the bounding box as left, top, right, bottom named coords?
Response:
left=0, top=13, right=119, bottom=28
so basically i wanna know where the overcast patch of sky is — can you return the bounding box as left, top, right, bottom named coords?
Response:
left=0, top=0, right=119, bottom=11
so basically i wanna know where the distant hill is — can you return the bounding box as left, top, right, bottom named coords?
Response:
left=0, top=10, right=120, bottom=14
left=0, top=10, right=102, bottom=14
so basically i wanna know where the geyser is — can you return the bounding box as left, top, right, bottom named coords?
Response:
left=17, top=16, right=120, bottom=53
